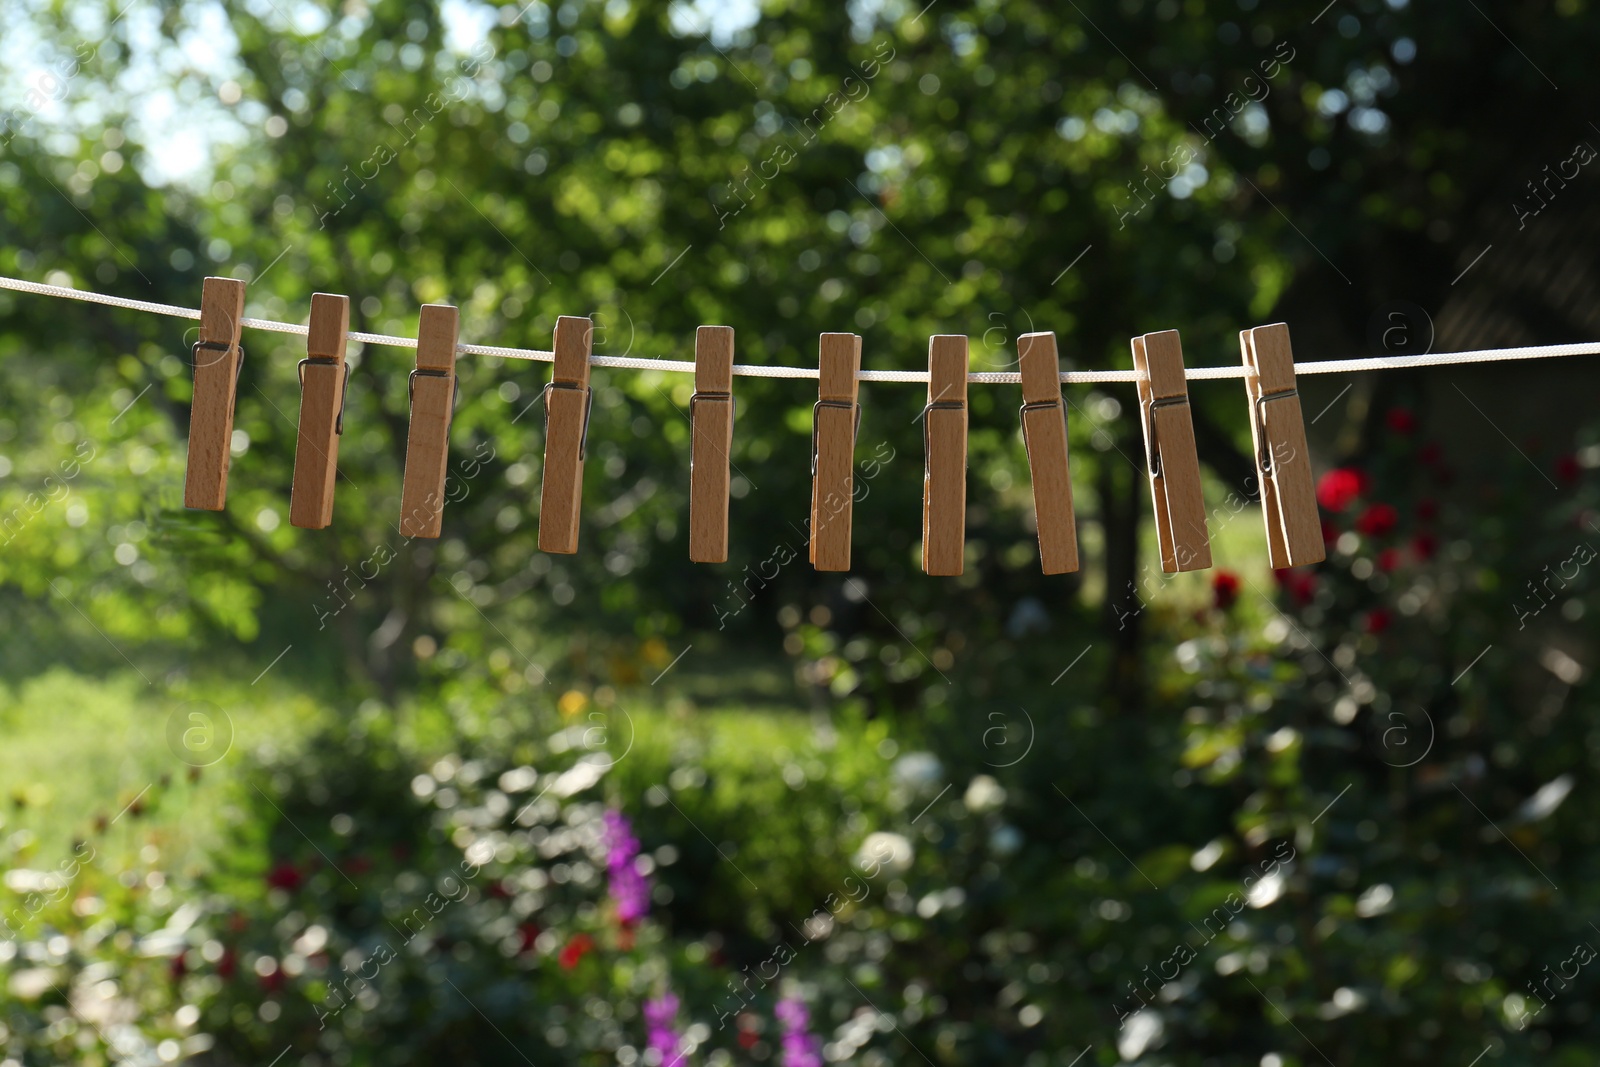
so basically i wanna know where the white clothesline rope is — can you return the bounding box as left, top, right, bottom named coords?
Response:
left=3, top=274, right=1598, bottom=385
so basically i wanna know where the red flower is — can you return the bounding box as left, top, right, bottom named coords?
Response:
left=1413, top=532, right=1438, bottom=560
left=1556, top=453, right=1582, bottom=483
left=558, top=933, right=595, bottom=970
left=260, top=970, right=284, bottom=993
left=488, top=881, right=512, bottom=900
left=739, top=1030, right=759, bottom=1050
left=1273, top=568, right=1318, bottom=606
left=169, top=954, right=187, bottom=982
left=217, top=949, right=237, bottom=980
left=1417, top=497, right=1439, bottom=522
left=1212, top=571, right=1240, bottom=611
left=1317, top=468, right=1369, bottom=512
left=1386, top=407, right=1417, bottom=434
left=1377, top=548, right=1401, bottom=572
left=265, top=862, right=302, bottom=892
left=1321, top=519, right=1339, bottom=546
left=1364, top=608, right=1392, bottom=634
left=345, top=855, right=372, bottom=877
left=518, top=922, right=541, bottom=954
left=1356, top=503, right=1398, bottom=537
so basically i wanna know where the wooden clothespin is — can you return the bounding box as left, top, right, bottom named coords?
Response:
left=1241, top=322, right=1324, bottom=567
left=922, top=334, right=968, bottom=576
left=398, top=304, right=459, bottom=538
left=1017, top=332, right=1079, bottom=574
left=1131, top=329, right=1211, bottom=572
left=289, top=293, right=350, bottom=530
left=689, top=325, right=735, bottom=564
left=810, top=332, right=862, bottom=572
left=183, top=276, right=246, bottom=510
left=538, top=315, right=594, bottom=555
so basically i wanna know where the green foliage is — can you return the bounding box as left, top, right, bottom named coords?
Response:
left=5, top=1, right=1600, bottom=1063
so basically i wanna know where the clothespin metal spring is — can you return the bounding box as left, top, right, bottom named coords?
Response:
left=542, top=381, right=594, bottom=461
left=1142, top=394, right=1188, bottom=476
left=689, top=389, right=737, bottom=422
left=1252, top=388, right=1299, bottom=473
left=193, top=338, right=245, bottom=385
left=409, top=366, right=458, bottom=436
left=299, top=357, right=351, bottom=435
left=919, top=398, right=964, bottom=457
left=810, top=398, right=861, bottom=477
left=1018, top=397, right=1065, bottom=466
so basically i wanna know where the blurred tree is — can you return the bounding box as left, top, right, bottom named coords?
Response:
left=2, top=0, right=1599, bottom=704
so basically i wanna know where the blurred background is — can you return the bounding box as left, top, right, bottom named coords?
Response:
left=1, top=0, right=1599, bottom=1063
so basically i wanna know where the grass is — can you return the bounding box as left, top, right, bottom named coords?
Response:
left=0, top=667, right=325, bottom=874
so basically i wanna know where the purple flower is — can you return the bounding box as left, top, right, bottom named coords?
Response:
left=603, top=808, right=650, bottom=924
left=645, top=993, right=686, bottom=1066
left=775, top=996, right=822, bottom=1067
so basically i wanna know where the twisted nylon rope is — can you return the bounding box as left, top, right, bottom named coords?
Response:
left=4, top=274, right=1599, bottom=384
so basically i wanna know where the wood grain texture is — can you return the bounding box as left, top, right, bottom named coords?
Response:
left=538, top=315, right=594, bottom=554
left=1244, top=323, right=1325, bottom=567
left=689, top=325, right=735, bottom=563
left=183, top=276, right=246, bottom=510
left=290, top=293, right=350, bottom=530
left=1134, top=330, right=1211, bottom=572
left=1017, top=332, right=1079, bottom=574
left=1130, top=335, right=1174, bottom=571
left=398, top=304, right=459, bottom=539
left=922, top=334, right=968, bottom=576
left=810, top=332, right=861, bottom=572
left=1239, top=328, right=1285, bottom=567
left=1151, top=401, right=1212, bottom=571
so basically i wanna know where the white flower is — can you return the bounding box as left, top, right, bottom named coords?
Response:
left=1190, top=839, right=1225, bottom=872
left=1118, top=1009, right=1164, bottom=1060
left=963, top=774, right=1006, bottom=813
left=856, top=831, right=914, bottom=876
left=1355, top=883, right=1394, bottom=918
left=1247, top=871, right=1284, bottom=908
left=1517, top=774, right=1574, bottom=822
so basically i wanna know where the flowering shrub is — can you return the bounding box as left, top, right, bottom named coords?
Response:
left=0, top=776, right=210, bottom=1064
left=774, top=997, right=823, bottom=1067
left=1, top=406, right=1597, bottom=1064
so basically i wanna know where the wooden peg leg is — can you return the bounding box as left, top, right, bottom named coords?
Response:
left=399, top=304, right=459, bottom=538
left=810, top=332, right=862, bottom=572
left=1134, top=330, right=1211, bottom=573
left=1244, top=323, right=1324, bottom=567
left=290, top=293, right=350, bottom=530
left=690, top=325, right=735, bottom=564
left=923, top=334, right=968, bottom=576
left=1018, top=332, right=1079, bottom=574
left=183, top=276, right=246, bottom=510
left=538, top=315, right=595, bottom=554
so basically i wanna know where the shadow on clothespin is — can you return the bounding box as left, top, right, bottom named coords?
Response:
left=1242, top=322, right=1325, bottom=568
left=1017, top=332, right=1079, bottom=574
left=183, top=276, right=246, bottom=511
left=810, top=332, right=862, bottom=572
left=922, top=334, right=968, bottom=576
left=689, top=325, right=735, bottom=564
left=290, top=293, right=350, bottom=530
left=398, top=303, right=459, bottom=538
left=1132, top=329, right=1211, bottom=573
left=538, top=315, right=594, bottom=555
